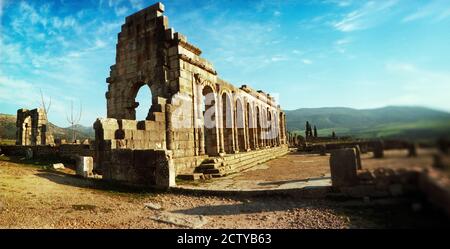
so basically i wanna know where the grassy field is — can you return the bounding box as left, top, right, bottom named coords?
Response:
left=291, top=119, right=450, bottom=142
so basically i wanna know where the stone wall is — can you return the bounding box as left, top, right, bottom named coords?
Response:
left=0, top=144, right=93, bottom=159
left=100, top=149, right=175, bottom=188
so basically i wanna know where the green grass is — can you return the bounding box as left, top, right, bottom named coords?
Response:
left=290, top=119, right=450, bottom=141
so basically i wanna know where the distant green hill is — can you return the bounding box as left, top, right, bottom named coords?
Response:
left=0, top=113, right=94, bottom=141
left=285, top=106, right=450, bottom=141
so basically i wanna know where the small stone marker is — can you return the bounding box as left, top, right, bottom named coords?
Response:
left=52, top=163, right=65, bottom=169
left=329, top=148, right=359, bottom=188
left=76, top=156, right=93, bottom=178
left=372, top=140, right=384, bottom=158
left=407, top=143, right=417, bottom=157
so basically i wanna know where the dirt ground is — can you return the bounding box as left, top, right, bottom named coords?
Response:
left=0, top=151, right=449, bottom=229
left=235, top=149, right=436, bottom=182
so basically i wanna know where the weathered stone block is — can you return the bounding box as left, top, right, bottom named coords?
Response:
left=76, top=156, right=94, bottom=178
left=329, top=148, right=359, bottom=188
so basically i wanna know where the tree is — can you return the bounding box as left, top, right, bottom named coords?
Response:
left=66, top=100, right=82, bottom=143
left=332, top=130, right=336, bottom=139
left=313, top=125, right=318, bottom=137
left=39, top=88, right=51, bottom=120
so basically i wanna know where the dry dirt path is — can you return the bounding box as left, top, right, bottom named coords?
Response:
left=0, top=155, right=447, bottom=228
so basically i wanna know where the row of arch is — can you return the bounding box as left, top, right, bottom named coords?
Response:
left=199, top=84, right=287, bottom=156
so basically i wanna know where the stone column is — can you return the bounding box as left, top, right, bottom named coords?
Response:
left=165, top=104, right=175, bottom=151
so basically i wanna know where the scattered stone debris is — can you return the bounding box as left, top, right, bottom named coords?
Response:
left=151, top=211, right=208, bottom=228
left=52, top=163, right=65, bottom=169
left=144, top=202, right=162, bottom=210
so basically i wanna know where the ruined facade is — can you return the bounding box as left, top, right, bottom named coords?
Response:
left=94, top=2, right=288, bottom=188
left=16, top=108, right=53, bottom=146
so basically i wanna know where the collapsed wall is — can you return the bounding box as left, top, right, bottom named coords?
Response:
left=94, top=2, right=289, bottom=188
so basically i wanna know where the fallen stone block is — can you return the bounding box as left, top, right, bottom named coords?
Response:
left=144, top=202, right=162, bottom=210
left=151, top=211, right=208, bottom=228
left=52, top=163, right=65, bottom=169
left=329, top=148, right=358, bottom=188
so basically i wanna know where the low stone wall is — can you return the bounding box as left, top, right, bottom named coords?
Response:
left=329, top=148, right=450, bottom=217
left=0, top=144, right=93, bottom=160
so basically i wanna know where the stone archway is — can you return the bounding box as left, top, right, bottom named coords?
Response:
left=202, top=85, right=219, bottom=156
left=133, top=83, right=153, bottom=121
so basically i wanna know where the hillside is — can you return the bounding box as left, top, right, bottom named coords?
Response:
left=285, top=106, right=450, bottom=141
left=0, top=113, right=94, bottom=141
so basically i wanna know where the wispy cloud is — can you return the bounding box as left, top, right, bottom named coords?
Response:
left=402, top=0, right=450, bottom=23
left=333, top=0, right=399, bottom=32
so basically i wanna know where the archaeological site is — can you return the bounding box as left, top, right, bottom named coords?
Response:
left=0, top=1, right=449, bottom=232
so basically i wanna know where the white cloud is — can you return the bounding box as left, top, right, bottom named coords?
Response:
left=333, top=0, right=399, bottom=32
left=115, top=6, right=128, bottom=16
left=402, top=1, right=450, bottom=23
left=270, top=55, right=288, bottom=62
left=302, top=59, right=312, bottom=64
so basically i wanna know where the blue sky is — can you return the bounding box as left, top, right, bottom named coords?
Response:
left=1, top=0, right=450, bottom=127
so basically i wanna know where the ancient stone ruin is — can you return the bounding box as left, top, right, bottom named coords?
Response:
left=15, top=108, right=54, bottom=146
left=93, top=2, right=289, bottom=188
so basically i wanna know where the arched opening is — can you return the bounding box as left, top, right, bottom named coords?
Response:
left=133, top=83, right=153, bottom=120
left=247, top=102, right=255, bottom=150
left=236, top=99, right=246, bottom=152
left=256, top=106, right=262, bottom=148
left=222, top=93, right=233, bottom=154
left=22, top=116, right=32, bottom=145
left=202, top=85, right=218, bottom=155
left=267, top=109, right=272, bottom=147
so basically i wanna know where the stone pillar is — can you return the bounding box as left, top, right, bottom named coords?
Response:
left=199, top=127, right=205, bottom=155
left=407, top=143, right=417, bottom=157
left=165, top=104, right=175, bottom=151
left=329, top=148, right=359, bottom=188
left=155, top=150, right=176, bottom=189
left=373, top=140, right=384, bottom=158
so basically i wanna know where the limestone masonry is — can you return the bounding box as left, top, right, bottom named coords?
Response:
left=93, top=2, right=288, bottom=188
